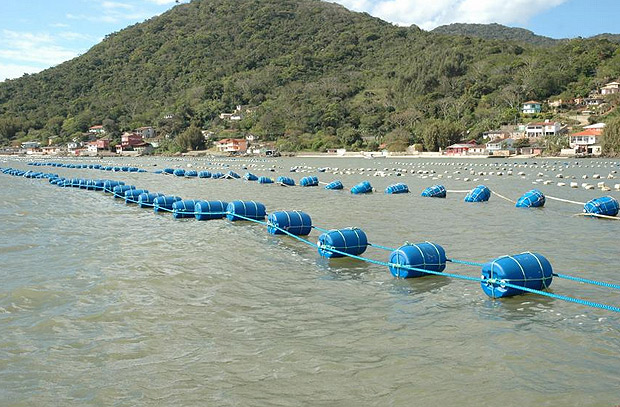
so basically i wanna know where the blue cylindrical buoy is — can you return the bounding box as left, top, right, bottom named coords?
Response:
left=267, top=211, right=312, bottom=236
left=300, top=176, right=318, bottom=187
left=153, top=196, right=182, bottom=212
left=212, top=172, right=225, bottom=179
left=277, top=176, right=296, bottom=186
left=138, top=192, right=165, bottom=208
left=258, top=176, right=273, bottom=184
left=464, top=185, right=491, bottom=202
left=317, top=228, right=368, bottom=258
left=421, top=185, right=446, bottom=198
left=583, top=196, right=619, bottom=217
left=173, top=169, right=185, bottom=177
left=185, top=170, right=198, bottom=177
left=244, top=172, right=258, bottom=181
left=351, top=181, right=372, bottom=194
left=325, top=180, right=343, bottom=190
left=172, top=200, right=197, bottom=218
left=388, top=242, right=446, bottom=278
left=226, top=200, right=266, bottom=222
left=516, top=189, right=545, bottom=208
left=198, top=171, right=212, bottom=178
left=195, top=200, right=228, bottom=220
left=385, top=183, right=409, bottom=194
left=481, top=252, right=553, bottom=298
left=125, top=189, right=148, bottom=204
left=112, top=185, right=136, bottom=198
left=163, top=168, right=174, bottom=174
left=227, top=171, right=240, bottom=179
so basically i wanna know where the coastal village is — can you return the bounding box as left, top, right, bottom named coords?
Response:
left=6, top=80, right=620, bottom=158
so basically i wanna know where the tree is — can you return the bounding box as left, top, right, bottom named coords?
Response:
left=176, top=125, right=205, bottom=151
left=601, top=117, right=620, bottom=156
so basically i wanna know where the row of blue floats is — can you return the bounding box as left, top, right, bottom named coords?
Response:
left=1, top=166, right=564, bottom=301
left=28, top=161, right=147, bottom=173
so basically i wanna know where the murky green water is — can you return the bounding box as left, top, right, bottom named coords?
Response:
left=1, top=156, right=619, bottom=406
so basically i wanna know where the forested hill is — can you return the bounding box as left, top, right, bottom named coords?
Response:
left=1, top=0, right=620, bottom=152
left=431, top=23, right=559, bottom=46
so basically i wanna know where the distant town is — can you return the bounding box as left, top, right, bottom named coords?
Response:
left=5, top=80, right=619, bottom=159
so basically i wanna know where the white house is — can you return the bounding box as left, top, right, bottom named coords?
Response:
left=522, top=101, right=542, bottom=114
left=486, top=138, right=515, bottom=155
left=525, top=121, right=561, bottom=138
left=134, top=126, right=155, bottom=139
left=88, top=125, right=105, bottom=134
left=601, top=81, right=620, bottom=95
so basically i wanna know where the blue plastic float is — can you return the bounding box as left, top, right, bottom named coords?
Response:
left=351, top=181, right=372, bottom=194
left=153, top=196, right=182, bottom=212
left=317, top=228, right=368, bottom=258
left=583, top=196, right=619, bottom=217
left=172, top=200, right=198, bottom=218
left=300, top=176, right=319, bottom=187
left=388, top=242, right=446, bottom=278
left=516, top=189, right=545, bottom=208
left=324, top=180, right=344, bottom=190
left=481, top=252, right=553, bottom=298
left=277, top=176, right=295, bottom=186
left=464, top=185, right=491, bottom=202
left=195, top=200, right=228, bottom=220
left=421, top=185, right=446, bottom=198
left=226, top=200, right=266, bottom=222
left=385, top=183, right=409, bottom=194
left=267, top=211, right=312, bottom=236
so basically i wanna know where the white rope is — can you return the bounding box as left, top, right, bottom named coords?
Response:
left=547, top=196, right=585, bottom=206
left=573, top=213, right=620, bottom=220
left=491, top=191, right=516, bottom=204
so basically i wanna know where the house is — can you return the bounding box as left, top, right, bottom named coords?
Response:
left=121, top=132, right=144, bottom=146
left=21, top=141, right=41, bottom=149
left=88, top=125, right=105, bottom=134
left=519, top=146, right=544, bottom=156
left=41, top=146, right=62, bottom=155
left=525, top=121, right=562, bottom=138
left=132, top=143, right=154, bottom=155
left=216, top=138, right=248, bottom=154
left=569, top=124, right=605, bottom=155
left=522, top=101, right=542, bottom=114
left=486, top=138, right=515, bottom=155
left=482, top=130, right=510, bottom=141
left=134, top=126, right=156, bottom=139
left=67, top=142, right=82, bottom=155
left=445, top=141, right=486, bottom=156
left=584, top=97, right=605, bottom=106
left=86, top=143, right=99, bottom=155
left=601, top=81, right=620, bottom=95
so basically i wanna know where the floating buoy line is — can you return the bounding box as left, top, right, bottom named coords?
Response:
left=3, top=165, right=620, bottom=315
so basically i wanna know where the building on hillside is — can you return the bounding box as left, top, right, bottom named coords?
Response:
left=601, top=81, right=620, bottom=95
left=482, top=130, right=510, bottom=141
left=134, top=126, right=156, bottom=139
left=41, top=146, right=62, bottom=155
left=21, top=141, right=41, bottom=149
left=522, top=101, right=542, bottom=114
left=525, top=121, right=562, bottom=139
left=216, top=138, right=248, bottom=154
left=569, top=124, right=605, bottom=155
left=486, top=138, right=515, bottom=155
left=584, top=97, right=605, bottom=106
left=88, top=125, right=105, bottom=134
left=121, top=132, right=143, bottom=146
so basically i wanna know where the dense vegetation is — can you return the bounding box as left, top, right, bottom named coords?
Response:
left=431, top=23, right=559, bottom=46
left=1, top=0, right=620, bottom=152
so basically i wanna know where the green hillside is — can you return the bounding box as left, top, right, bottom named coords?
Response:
left=1, top=0, right=620, bottom=152
left=431, top=23, right=559, bottom=46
